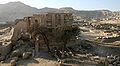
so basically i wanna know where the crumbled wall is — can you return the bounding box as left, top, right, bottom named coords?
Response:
left=11, top=21, right=28, bottom=41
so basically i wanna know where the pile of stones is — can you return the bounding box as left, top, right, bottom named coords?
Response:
left=50, top=47, right=74, bottom=61
left=104, top=55, right=120, bottom=66
left=0, top=40, right=35, bottom=66
left=99, top=56, right=120, bottom=66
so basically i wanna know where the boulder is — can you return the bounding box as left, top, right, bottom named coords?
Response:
left=93, top=56, right=100, bottom=59
left=107, top=58, right=116, bottom=64
left=22, top=52, right=32, bottom=59
left=11, top=49, right=21, bottom=57
left=86, top=53, right=93, bottom=58
left=10, top=59, right=16, bottom=66
left=17, top=40, right=24, bottom=45
left=108, top=64, right=113, bottom=66
left=0, top=56, right=5, bottom=61
left=12, top=57, right=19, bottom=61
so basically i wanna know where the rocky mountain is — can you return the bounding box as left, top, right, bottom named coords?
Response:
left=58, top=7, right=111, bottom=19
left=39, top=7, right=58, bottom=13
left=0, top=1, right=39, bottom=22
left=0, top=1, right=113, bottom=22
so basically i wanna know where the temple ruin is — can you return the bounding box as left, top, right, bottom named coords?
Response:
left=12, top=12, right=73, bottom=41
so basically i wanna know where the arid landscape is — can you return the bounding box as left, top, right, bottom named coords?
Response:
left=0, top=1, right=120, bottom=66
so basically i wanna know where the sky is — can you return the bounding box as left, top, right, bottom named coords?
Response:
left=0, top=0, right=120, bottom=11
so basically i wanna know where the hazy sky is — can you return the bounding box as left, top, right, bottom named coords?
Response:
left=0, top=0, right=120, bottom=11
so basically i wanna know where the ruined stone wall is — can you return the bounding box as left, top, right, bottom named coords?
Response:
left=32, top=13, right=73, bottom=28
left=11, top=21, right=28, bottom=41
left=12, top=13, right=73, bottom=42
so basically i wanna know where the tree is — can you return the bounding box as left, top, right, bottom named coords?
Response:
left=55, top=25, right=80, bottom=50
left=29, top=21, right=80, bottom=53
left=29, top=22, right=51, bottom=53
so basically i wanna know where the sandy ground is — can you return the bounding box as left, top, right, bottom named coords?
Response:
left=0, top=59, right=60, bottom=66
left=0, top=49, right=101, bottom=66
left=16, top=58, right=98, bottom=66
left=0, top=27, right=110, bottom=66
left=17, top=58, right=60, bottom=66
left=15, top=49, right=102, bottom=66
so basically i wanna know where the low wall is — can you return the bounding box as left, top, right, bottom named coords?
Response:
left=102, top=36, right=120, bottom=43
left=77, top=40, right=120, bottom=56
